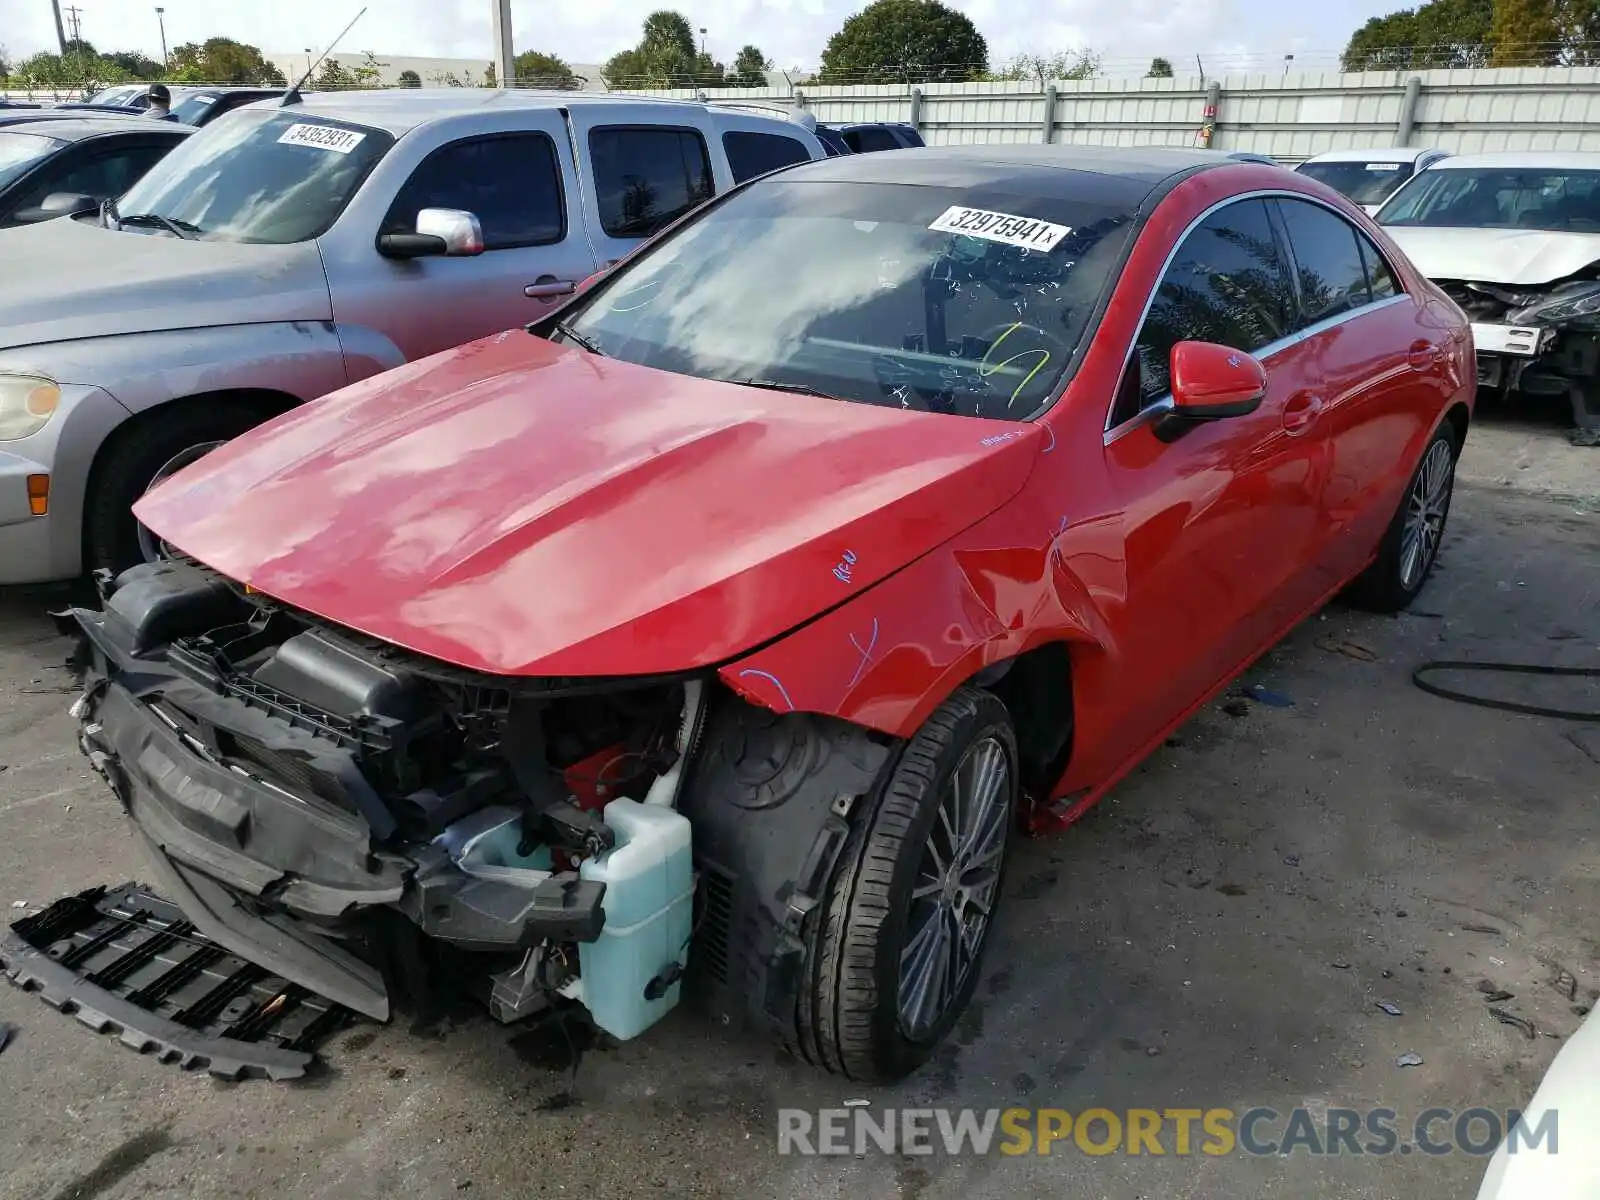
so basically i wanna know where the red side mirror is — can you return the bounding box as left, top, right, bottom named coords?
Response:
left=1155, top=341, right=1267, bottom=442
left=1170, top=341, right=1266, bottom=415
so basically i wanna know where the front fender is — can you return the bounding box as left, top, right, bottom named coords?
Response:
left=0, top=322, right=349, bottom=414
left=718, top=493, right=1118, bottom=742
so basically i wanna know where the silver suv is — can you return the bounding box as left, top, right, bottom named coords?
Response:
left=0, top=89, right=824, bottom=585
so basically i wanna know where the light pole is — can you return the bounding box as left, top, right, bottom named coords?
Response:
left=155, top=7, right=168, bottom=71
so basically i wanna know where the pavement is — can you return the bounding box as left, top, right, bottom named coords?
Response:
left=0, top=416, right=1595, bottom=1200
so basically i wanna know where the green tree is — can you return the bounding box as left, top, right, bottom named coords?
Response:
left=103, top=50, right=164, bottom=79
left=1147, top=56, right=1175, bottom=77
left=514, top=49, right=578, bottom=86
left=730, top=44, right=772, bottom=86
left=1341, top=0, right=1494, bottom=69
left=642, top=10, right=697, bottom=60
left=989, top=49, right=1100, bottom=85
left=312, top=59, right=355, bottom=90
left=1489, top=0, right=1563, bottom=61
left=602, top=12, right=723, bottom=87
left=166, top=37, right=285, bottom=84
left=818, top=0, right=988, bottom=84
left=397, top=68, right=422, bottom=87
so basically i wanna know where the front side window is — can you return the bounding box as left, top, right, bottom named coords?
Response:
left=1379, top=167, right=1600, bottom=233
left=383, top=134, right=565, bottom=250
left=1297, top=160, right=1414, bottom=206
left=1129, top=198, right=1294, bottom=411
left=565, top=178, right=1140, bottom=420
left=1275, top=198, right=1375, bottom=327
left=589, top=126, right=713, bottom=238
left=0, top=131, right=65, bottom=190
left=723, top=131, right=812, bottom=184
left=113, top=110, right=394, bottom=244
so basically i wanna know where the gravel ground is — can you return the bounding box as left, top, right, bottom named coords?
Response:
left=0, top=417, right=1595, bottom=1200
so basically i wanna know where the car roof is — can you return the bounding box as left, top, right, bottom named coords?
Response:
left=1302, top=146, right=1442, bottom=164
left=778, top=143, right=1250, bottom=203
left=1426, top=150, right=1600, bottom=170
left=6, top=117, right=194, bottom=142
left=256, top=88, right=799, bottom=136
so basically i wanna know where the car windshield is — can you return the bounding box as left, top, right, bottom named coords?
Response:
left=112, top=109, right=394, bottom=243
left=170, top=93, right=223, bottom=124
left=1379, top=166, right=1600, bottom=232
left=564, top=178, right=1139, bottom=420
left=1298, top=159, right=1415, bottom=205
left=0, top=131, right=64, bottom=189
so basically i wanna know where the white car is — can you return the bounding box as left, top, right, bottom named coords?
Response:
left=1296, top=146, right=1451, bottom=214
left=1378, top=150, right=1600, bottom=444
left=1476, top=1005, right=1600, bottom=1198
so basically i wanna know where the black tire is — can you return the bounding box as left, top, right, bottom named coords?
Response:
left=84, top=403, right=264, bottom=576
left=1346, top=421, right=1459, bottom=613
left=797, top=686, right=1018, bottom=1083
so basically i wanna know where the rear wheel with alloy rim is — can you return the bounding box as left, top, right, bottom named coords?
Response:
left=1347, top=421, right=1459, bottom=613
left=797, top=686, right=1019, bottom=1083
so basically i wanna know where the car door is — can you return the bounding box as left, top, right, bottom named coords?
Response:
left=1099, top=197, right=1329, bottom=736
left=326, top=117, right=596, bottom=363
left=561, top=105, right=722, bottom=269
left=1270, top=195, right=1443, bottom=588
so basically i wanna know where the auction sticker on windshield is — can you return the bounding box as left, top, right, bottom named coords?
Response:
left=929, top=206, right=1072, bottom=252
left=277, top=123, right=367, bottom=154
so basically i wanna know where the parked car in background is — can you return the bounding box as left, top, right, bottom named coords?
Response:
left=0, top=109, right=127, bottom=130
left=0, top=88, right=827, bottom=585
left=1378, top=150, right=1600, bottom=443
left=1297, top=146, right=1451, bottom=213
left=79, top=85, right=151, bottom=108
left=1223, top=150, right=1282, bottom=165
left=826, top=121, right=925, bottom=153
left=61, top=145, right=1472, bottom=1084
left=0, top=118, right=191, bottom=228
left=56, top=85, right=288, bottom=127
left=705, top=101, right=926, bottom=158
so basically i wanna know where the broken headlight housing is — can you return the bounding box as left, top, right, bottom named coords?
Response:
left=1507, top=280, right=1600, bottom=327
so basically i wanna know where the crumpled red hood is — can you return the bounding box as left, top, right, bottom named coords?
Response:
left=136, top=333, right=1042, bottom=676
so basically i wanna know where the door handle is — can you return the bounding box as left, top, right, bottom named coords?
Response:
left=1407, top=339, right=1439, bottom=370
left=525, top=278, right=576, bottom=299
left=1282, top=390, right=1323, bottom=435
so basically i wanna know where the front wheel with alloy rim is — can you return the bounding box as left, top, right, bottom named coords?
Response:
left=1346, top=421, right=1459, bottom=613
left=85, top=403, right=265, bottom=576
left=797, top=686, right=1019, bottom=1083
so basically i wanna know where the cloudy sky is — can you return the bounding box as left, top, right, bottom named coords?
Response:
left=6, top=0, right=1402, bottom=75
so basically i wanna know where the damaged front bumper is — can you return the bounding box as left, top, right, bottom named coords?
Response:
left=64, top=595, right=606, bottom=1023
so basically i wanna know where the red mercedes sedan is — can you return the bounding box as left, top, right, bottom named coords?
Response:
left=62, top=146, right=1473, bottom=1083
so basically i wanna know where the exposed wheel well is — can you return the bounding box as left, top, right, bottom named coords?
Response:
left=977, top=641, right=1074, bottom=799
left=1444, top=401, right=1470, bottom=448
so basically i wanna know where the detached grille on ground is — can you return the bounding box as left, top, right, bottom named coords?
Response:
left=1, top=883, right=357, bottom=1081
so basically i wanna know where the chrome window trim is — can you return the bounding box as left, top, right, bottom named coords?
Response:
left=1102, top=188, right=1411, bottom=443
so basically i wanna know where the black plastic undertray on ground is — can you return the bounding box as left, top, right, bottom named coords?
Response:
left=0, top=882, right=355, bottom=1080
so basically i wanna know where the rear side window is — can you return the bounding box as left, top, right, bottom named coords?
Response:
left=1276, top=198, right=1374, bottom=327
left=1360, top=236, right=1400, bottom=300
left=383, top=133, right=565, bottom=250
left=1128, top=197, right=1294, bottom=412
left=722, top=130, right=811, bottom=183
left=589, top=126, right=713, bottom=238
